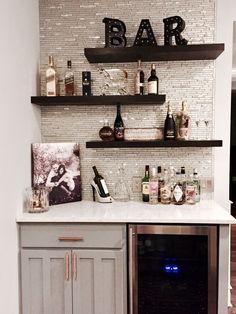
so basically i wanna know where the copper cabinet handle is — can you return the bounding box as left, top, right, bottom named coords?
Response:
left=73, top=252, right=77, bottom=280
left=65, top=253, right=70, bottom=281
left=58, top=236, right=84, bottom=242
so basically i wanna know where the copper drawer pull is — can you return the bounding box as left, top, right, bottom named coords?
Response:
left=58, top=236, right=84, bottom=242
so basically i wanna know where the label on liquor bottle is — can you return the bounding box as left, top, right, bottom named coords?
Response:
left=142, top=182, right=149, bottom=195
left=100, top=179, right=109, bottom=194
left=114, top=127, right=124, bottom=140
left=65, top=76, right=74, bottom=85
left=46, top=68, right=56, bottom=96
left=165, top=130, right=175, bottom=139
left=185, top=184, right=196, bottom=204
left=148, top=81, right=157, bottom=94
left=160, top=185, right=171, bottom=201
left=149, top=181, right=158, bottom=195
left=173, top=185, right=183, bottom=202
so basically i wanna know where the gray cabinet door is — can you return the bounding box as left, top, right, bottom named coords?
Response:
left=21, top=249, right=73, bottom=314
left=73, top=249, right=126, bottom=314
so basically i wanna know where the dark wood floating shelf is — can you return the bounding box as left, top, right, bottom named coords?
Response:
left=86, top=140, right=223, bottom=148
left=31, top=95, right=166, bottom=106
left=84, top=43, right=224, bottom=63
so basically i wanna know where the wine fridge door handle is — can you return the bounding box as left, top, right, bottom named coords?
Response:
left=129, top=225, right=136, bottom=314
left=73, top=252, right=77, bottom=280
left=65, top=253, right=70, bottom=281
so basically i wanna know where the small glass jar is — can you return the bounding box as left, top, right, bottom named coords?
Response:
left=24, top=186, right=49, bottom=213
left=99, top=119, right=114, bottom=141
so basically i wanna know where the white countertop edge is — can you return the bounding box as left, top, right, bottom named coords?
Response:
left=16, top=200, right=236, bottom=224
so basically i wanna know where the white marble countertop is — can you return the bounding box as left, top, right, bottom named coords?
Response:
left=16, top=200, right=236, bottom=224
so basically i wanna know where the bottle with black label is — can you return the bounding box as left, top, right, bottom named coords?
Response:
left=82, top=71, right=91, bottom=96
left=135, top=60, right=144, bottom=95
left=142, top=165, right=150, bottom=202
left=114, top=103, right=124, bottom=141
left=164, top=102, right=176, bottom=140
left=64, top=60, right=75, bottom=96
left=148, top=63, right=158, bottom=95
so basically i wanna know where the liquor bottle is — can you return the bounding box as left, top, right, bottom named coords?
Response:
left=46, top=55, right=57, bottom=96
left=149, top=166, right=158, bottom=205
left=148, top=63, right=158, bottom=95
left=92, top=166, right=110, bottom=198
left=142, top=165, right=150, bottom=202
left=82, top=71, right=91, bottom=96
left=114, top=103, right=124, bottom=141
left=172, top=170, right=184, bottom=205
left=185, top=174, right=196, bottom=205
left=99, top=119, right=114, bottom=141
left=135, top=60, right=144, bottom=95
left=157, top=166, right=163, bottom=202
left=176, top=101, right=190, bottom=140
left=64, top=60, right=75, bottom=96
left=160, top=169, right=172, bottom=204
left=193, top=168, right=201, bottom=202
left=180, top=166, right=187, bottom=196
left=164, top=102, right=176, bottom=140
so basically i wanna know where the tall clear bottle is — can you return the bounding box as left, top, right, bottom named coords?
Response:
left=148, top=63, right=158, bottom=95
left=65, top=60, right=75, bottom=96
left=176, top=101, right=190, bottom=140
left=149, top=166, right=158, bottom=205
left=164, top=102, right=176, bottom=140
left=46, top=55, right=57, bottom=96
left=193, top=168, right=201, bottom=202
left=157, top=166, right=163, bottom=202
left=160, top=169, right=172, bottom=204
left=142, top=165, right=150, bottom=202
left=114, top=103, right=124, bottom=141
left=135, top=60, right=144, bottom=95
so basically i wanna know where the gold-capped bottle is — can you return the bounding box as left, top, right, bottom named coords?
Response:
left=46, top=55, right=57, bottom=96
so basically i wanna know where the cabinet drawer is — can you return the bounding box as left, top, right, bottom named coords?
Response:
left=20, top=223, right=125, bottom=248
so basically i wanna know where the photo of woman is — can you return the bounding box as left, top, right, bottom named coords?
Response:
left=32, top=143, right=81, bottom=205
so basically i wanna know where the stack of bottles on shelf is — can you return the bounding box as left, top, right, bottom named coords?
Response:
left=142, top=165, right=201, bottom=205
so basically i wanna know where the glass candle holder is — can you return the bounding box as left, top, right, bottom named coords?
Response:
left=24, top=186, right=49, bottom=213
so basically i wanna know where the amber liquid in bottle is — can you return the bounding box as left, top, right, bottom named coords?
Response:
left=65, top=60, right=75, bottom=96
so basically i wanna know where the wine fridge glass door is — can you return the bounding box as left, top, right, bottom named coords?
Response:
left=128, top=224, right=217, bottom=314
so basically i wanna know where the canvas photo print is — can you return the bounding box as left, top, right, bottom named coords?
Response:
left=32, top=143, right=82, bottom=205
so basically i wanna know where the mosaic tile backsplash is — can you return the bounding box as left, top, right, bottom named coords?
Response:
left=39, top=0, right=216, bottom=201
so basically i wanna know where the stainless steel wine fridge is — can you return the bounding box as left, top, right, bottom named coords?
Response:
left=128, top=224, right=218, bottom=314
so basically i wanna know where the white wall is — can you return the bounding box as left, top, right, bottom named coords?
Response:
left=215, top=0, right=236, bottom=210
left=0, top=1, right=41, bottom=313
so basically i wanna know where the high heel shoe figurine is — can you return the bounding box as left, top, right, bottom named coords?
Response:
left=91, top=166, right=113, bottom=203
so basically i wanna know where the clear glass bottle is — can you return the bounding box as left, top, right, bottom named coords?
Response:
left=99, top=119, right=114, bottom=141
left=148, top=63, right=158, bottom=95
left=114, top=103, right=124, bottom=141
left=113, top=166, right=130, bottom=201
left=149, top=166, right=158, bottom=205
left=176, top=101, right=190, bottom=140
left=46, top=55, right=57, bottom=96
left=164, top=102, right=176, bottom=140
left=185, top=174, right=196, bottom=205
left=142, top=165, right=150, bottom=202
left=157, top=166, right=163, bottom=202
left=135, top=60, right=144, bottom=95
left=160, top=169, right=172, bottom=204
left=65, top=60, right=75, bottom=96
left=193, top=168, right=201, bottom=202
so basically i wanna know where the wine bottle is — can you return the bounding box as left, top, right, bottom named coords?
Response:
left=164, top=102, right=176, bottom=140
left=149, top=166, right=158, bottom=205
left=114, top=103, right=124, bottom=141
left=148, top=63, right=158, bottom=95
left=92, top=166, right=110, bottom=198
left=142, top=165, right=150, bottom=202
left=135, top=60, right=144, bottom=95
left=46, top=55, right=57, bottom=96
left=64, top=60, right=75, bottom=96
left=176, top=101, right=190, bottom=140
